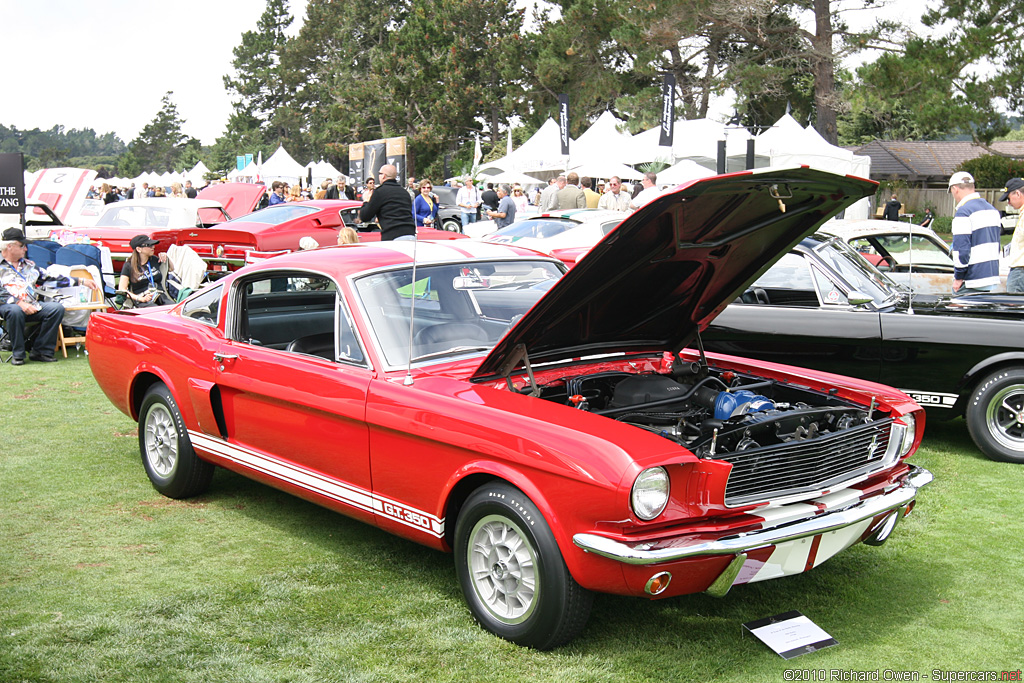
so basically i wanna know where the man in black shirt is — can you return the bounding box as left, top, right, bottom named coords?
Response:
left=481, top=183, right=499, bottom=212
left=883, top=193, right=901, bottom=221
left=359, top=164, right=416, bottom=241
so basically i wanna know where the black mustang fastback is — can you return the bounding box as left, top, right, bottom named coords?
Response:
left=703, top=233, right=1024, bottom=464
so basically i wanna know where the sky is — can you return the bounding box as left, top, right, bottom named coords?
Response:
left=2, top=0, right=309, bottom=146
left=2, top=0, right=930, bottom=150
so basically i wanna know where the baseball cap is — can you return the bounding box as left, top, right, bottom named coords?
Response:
left=1000, top=177, right=1024, bottom=201
left=948, top=171, right=975, bottom=188
left=129, top=235, right=159, bottom=249
left=2, top=227, right=27, bottom=245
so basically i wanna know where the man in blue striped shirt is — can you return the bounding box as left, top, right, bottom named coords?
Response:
left=949, top=171, right=1001, bottom=293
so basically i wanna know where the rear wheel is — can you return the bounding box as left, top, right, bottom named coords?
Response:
left=454, top=483, right=592, bottom=649
left=138, top=383, right=214, bottom=498
left=966, top=367, right=1024, bottom=463
left=441, top=218, right=462, bottom=233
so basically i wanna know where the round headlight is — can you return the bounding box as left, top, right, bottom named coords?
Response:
left=631, top=467, right=670, bottom=521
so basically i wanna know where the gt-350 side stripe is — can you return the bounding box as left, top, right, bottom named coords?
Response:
left=188, top=431, right=445, bottom=538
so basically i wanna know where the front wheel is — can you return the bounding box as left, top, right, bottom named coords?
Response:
left=138, top=383, right=214, bottom=498
left=441, top=218, right=462, bottom=233
left=966, top=367, right=1024, bottom=463
left=454, top=483, right=592, bottom=649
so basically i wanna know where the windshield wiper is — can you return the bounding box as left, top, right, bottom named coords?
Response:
left=411, top=346, right=491, bottom=362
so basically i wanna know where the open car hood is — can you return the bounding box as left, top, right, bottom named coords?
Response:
left=197, top=182, right=265, bottom=219
left=472, top=167, right=876, bottom=381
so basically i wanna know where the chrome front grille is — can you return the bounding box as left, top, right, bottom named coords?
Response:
left=720, top=418, right=893, bottom=506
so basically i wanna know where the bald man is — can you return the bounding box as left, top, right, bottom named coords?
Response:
left=359, top=164, right=416, bottom=240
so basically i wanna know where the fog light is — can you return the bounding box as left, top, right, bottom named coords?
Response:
left=645, top=571, right=672, bottom=595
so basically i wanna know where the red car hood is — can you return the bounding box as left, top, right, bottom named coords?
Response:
left=197, top=182, right=265, bottom=219
left=472, top=167, right=876, bottom=381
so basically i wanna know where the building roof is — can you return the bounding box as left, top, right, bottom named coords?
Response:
left=854, top=140, right=1024, bottom=185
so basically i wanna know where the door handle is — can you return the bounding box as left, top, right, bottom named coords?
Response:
left=213, top=352, right=239, bottom=370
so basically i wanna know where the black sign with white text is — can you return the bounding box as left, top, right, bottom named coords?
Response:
left=659, top=74, right=675, bottom=147
left=558, top=94, right=570, bottom=156
left=0, top=153, right=26, bottom=215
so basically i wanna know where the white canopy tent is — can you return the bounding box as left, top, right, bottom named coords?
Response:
left=480, top=118, right=573, bottom=178
left=656, top=159, right=717, bottom=186
left=185, top=161, right=211, bottom=184
left=260, top=145, right=306, bottom=186
left=228, top=160, right=261, bottom=183
left=307, top=159, right=342, bottom=188
left=567, top=159, right=643, bottom=181
left=477, top=168, right=546, bottom=187
left=626, top=118, right=760, bottom=172
left=568, top=111, right=636, bottom=170
left=757, top=114, right=872, bottom=219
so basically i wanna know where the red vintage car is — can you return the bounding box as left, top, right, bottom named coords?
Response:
left=86, top=168, right=932, bottom=649
left=163, top=200, right=467, bottom=270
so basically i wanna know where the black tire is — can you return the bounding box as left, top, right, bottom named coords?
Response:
left=966, top=367, right=1024, bottom=463
left=441, top=218, right=462, bottom=233
left=453, top=483, right=593, bottom=649
left=138, top=383, right=214, bottom=498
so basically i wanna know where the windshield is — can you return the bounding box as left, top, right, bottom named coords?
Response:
left=849, top=233, right=953, bottom=269
left=488, top=217, right=579, bottom=241
left=813, top=238, right=899, bottom=305
left=354, top=259, right=564, bottom=367
left=231, top=205, right=321, bottom=226
left=97, top=204, right=181, bottom=229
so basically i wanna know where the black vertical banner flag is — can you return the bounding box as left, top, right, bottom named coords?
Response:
left=558, top=94, right=570, bottom=156
left=659, top=74, right=675, bottom=147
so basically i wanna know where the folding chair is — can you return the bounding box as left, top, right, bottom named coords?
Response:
left=27, top=241, right=62, bottom=269
left=55, top=267, right=109, bottom=358
left=55, top=245, right=116, bottom=300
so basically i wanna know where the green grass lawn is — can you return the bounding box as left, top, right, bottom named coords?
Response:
left=2, top=358, right=1022, bottom=682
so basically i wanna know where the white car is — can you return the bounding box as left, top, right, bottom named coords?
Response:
left=820, top=218, right=1008, bottom=294
left=480, top=209, right=626, bottom=255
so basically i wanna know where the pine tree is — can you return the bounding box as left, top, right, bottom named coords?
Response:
left=131, top=92, right=191, bottom=172
left=222, top=0, right=294, bottom=149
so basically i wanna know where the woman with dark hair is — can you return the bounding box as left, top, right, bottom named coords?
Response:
left=119, top=235, right=173, bottom=306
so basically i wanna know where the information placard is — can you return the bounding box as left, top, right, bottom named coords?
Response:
left=743, top=611, right=838, bottom=659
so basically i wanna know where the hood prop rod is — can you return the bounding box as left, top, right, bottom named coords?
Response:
left=498, top=343, right=540, bottom=396
left=673, top=330, right=710, bottom=379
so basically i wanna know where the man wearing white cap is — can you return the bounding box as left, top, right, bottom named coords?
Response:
left=948, top=171, right=1001, bottom=293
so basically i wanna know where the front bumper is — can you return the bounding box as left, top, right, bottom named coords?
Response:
left=573, top=464, right=933, bottom=566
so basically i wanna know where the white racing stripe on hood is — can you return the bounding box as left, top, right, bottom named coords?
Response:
left=372, top=239, right=536, bottom=263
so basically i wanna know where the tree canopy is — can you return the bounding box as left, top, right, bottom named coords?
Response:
left=5, top=0, right=1024, bottom=177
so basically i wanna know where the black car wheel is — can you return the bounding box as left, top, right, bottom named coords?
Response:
left=454, top=483, right=592, bottom=649
left=441, top=218, right=462, bottom=232
left=139, top=383, right=215, bottom=498
left=966, top=367, right=1024, bottom=463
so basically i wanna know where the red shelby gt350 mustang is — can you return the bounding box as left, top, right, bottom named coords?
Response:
left=86, top=168, right=932, bottom=649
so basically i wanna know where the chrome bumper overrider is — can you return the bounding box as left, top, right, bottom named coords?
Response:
left=573, top=465, right=933, bottom=566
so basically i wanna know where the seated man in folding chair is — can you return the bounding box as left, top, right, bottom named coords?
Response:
left=1, top=228, right=98, bottom=365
